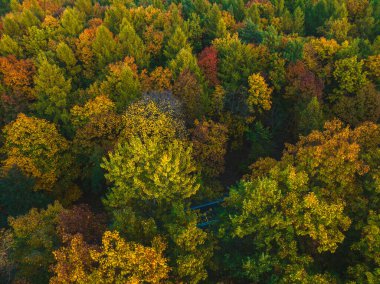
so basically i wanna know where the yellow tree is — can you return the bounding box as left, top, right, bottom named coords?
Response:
left=51, top=231, right=170, bottom=284
left=121, top=100, right=186, bottom=144
left=89, top=231, right=169, bottom=283
left=71, top=95, right=122, bottom=152
left=191, top=119, right=228, bottom=177
left=247, top=73, right=272, bottom=115
left=1, top=114, right=70, bottom=192
left=102, top=136, right=199, bottom=204
left=50, top=234, right=93, bottom=284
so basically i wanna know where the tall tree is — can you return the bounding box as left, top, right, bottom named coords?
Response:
left=92, top=25, right=118, bottom=70
left=118, top=18, right=149, bottom=68
left=164, top=26, right=189, bottom=61
left=33, top=58, right=71, bottom=125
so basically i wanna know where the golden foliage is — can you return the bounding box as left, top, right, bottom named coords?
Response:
left=1, top=114, right=69, bottom=191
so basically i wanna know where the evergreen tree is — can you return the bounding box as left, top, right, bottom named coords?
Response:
left=164, top=26, right=189, bottom=61
left=33, top=59, right=71, bottom=125
left=118, top=18, right=149, bottom=68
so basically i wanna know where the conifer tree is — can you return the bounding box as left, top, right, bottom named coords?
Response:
left=118, top=18, right=149, bottom=68
left=164, top=26, right=189, bottom=61
left=33, top=58, right=71, bottom=125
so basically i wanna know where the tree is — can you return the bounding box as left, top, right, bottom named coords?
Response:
left=0, top=56, right=35, bottom=124
left=0, top=35, right=22, bottom=57
left=121, top=100, right=186, bottom=144
left=285, top=61, right=324, bottom=101
left=204, top=3, right=227, bottom=43
left=142, top=24, right=164, bottom=56
left=213, top=33, right=268, bottom=92
left=303, top=37, right=341, bottom=80
left=76, top=26, right=98, bottom=80
left=297, top=96, right=324, bottom=136
left=89, top=231, right=170, bottom=283
left=191, top=119, right=228, bottom=177
left=209, top=84, right=225, bottom=117
left=50, top=233, right=94, bottom=284
left=284, top=120, right=370, bottom=212
left=197, top=46, right=219, bottom=86
left=1, top=114, right=70, bottom=192
left=118, top=18, right=149, bottom=68
left=70, top=95, right=122, bottom=194
left=60, top=7, right=85, bottom=37
left=321, top=17, right=352, bottom=43
left=70, top=96, right=121, bottom=153
left=332, top=82, right=380, bottom=126
left=51, top=231, right=169, bottom=284
left=8, top=202, right=64, bottom=283
left=172, top=69, right=207, bottom=121
left=140, top=67, right=173, bottom=92
left=165, top=208, right=213, bottom=283
left=104, top=3, right=128, bottom=34
left=332, top=56, right=368, bottom=97
left=33, top=58, right=71, bottom=125
left=57, top=204, right=107, bottom=245
left=222, top=168, right=350, bottom=282
left=99, top=58, right=141, bottom=112
left=168, top=47, right=202, bottom=79
left=102, top=136, right=199, bottom=205
left=92, top=25, right=118, bottom=70
left=56, top=42, right=79, bottom=73
left=349, top=210, right=380, bottom=282
left=164, top=26, right=189, bottom=61
left=247, top=73, right=272, bottom=115
left=293, top=7, right=304, bottom=35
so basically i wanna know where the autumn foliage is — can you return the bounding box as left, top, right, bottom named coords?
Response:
left=0, top=0, right=379, bottom=283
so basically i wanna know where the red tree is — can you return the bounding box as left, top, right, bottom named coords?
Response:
left=198, top=46, right=219, bottom=86
left=57, top=204, right=107, bottom=244
left=285, top=60, right=324, bottom=100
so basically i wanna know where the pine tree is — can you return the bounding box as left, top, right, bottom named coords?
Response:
left=33, top=59, right=71, bottom=125
left=92, top=25, right=118, bottom=70
left=293, top=7, right=304, bottom=35
left=60, top=7, right=85, bottom=36
left=118, top=18, right=149, bottom=68
left=164, top=26, right=189, bottom=61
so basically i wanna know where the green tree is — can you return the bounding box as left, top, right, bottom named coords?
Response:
left=33, top=58, right=71, bottom=125
left=164, top=26, right=189, bottom=61
left=8, top=202, right=64, bottom=283
left=168, top=47, right=202, bottom=79
left=99, top=59, right=141, bottom=112
left=297, top=96, right=324, bottom=136
left=293, top=7, right=304, bottom=35
left=118, top=18, right=149, bottom=68
left=92, top=25, right=118, bottom=70
left=60, top=7, right=85, bottom=37
left=0, top=34, right=22, bottom=57
left=204, top=3, right=227, bottom=43
left=332, top=56, right=368, bottom=96
left=56, top=41, right=81, bottom=77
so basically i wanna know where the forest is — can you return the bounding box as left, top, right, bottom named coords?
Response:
left=0, top=0, right=379, bottom=283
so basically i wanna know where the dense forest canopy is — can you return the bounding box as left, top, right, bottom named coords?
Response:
left=0, top=0, right=379, bottom=283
